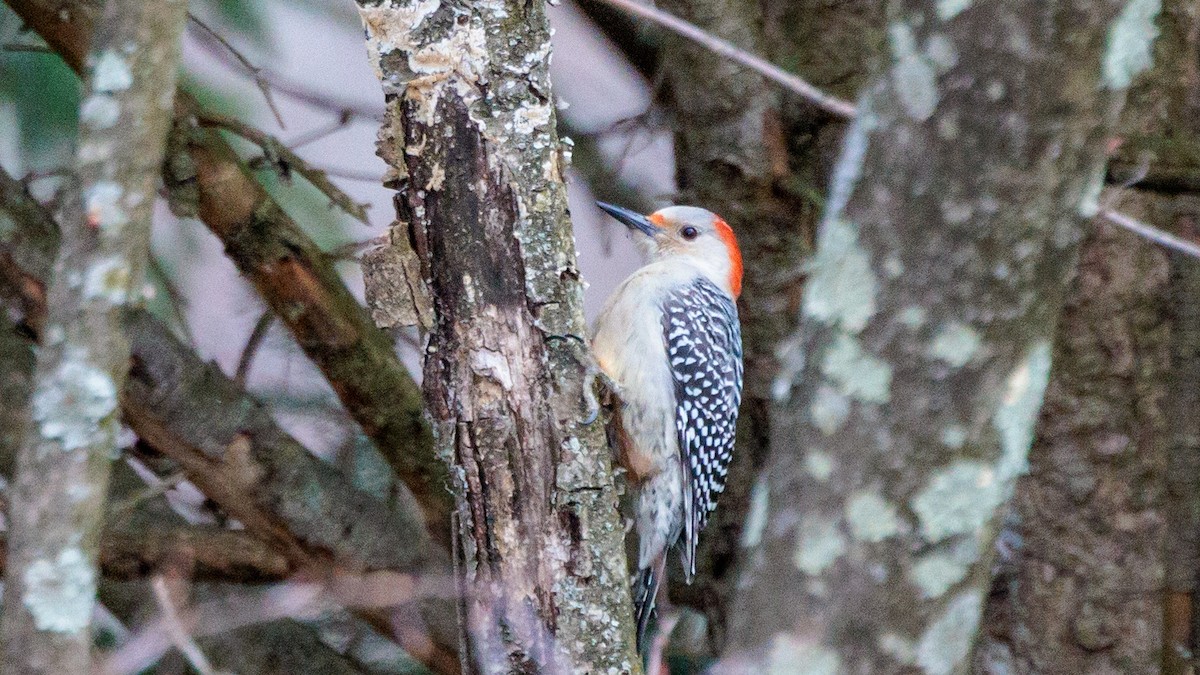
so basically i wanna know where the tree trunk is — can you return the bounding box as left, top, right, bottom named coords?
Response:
left=974, top=204, right=1170, bottom=674
left=975, top=2, right=1200, bottom=671
left=355, top=1, right=640, bottom=672
left=719, top=0, right=1159, bottom=671
left=0, top=1, right=187, bottom=672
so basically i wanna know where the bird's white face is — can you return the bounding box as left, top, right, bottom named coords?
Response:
left=596, top=202, right=743, bottom=297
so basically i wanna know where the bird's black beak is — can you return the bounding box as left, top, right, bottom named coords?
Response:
left=597, top=201, right=657, bottom=237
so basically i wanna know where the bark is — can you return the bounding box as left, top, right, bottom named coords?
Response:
left=718, top=0, right=1158, bottom=671
left=5, top=0, right=454, bottom=546
left=652, top=0, right=884, bottom=656
left=1, top=1, right=187, bottom=672
left=355, top=1, right=639, bottom=672
left=974, top=205, right=1170, bottom=674
left=975, top=3, right=1196, bottom=672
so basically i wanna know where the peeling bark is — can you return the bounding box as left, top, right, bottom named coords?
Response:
left=0, top=1, right=187, bottom=672
left=356, top=1, right=639, bottom=671
left=719, top=0, right=1158, bottom=671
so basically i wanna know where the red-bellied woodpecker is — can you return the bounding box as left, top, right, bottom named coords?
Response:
left=591, top=201, right=744, bottom=652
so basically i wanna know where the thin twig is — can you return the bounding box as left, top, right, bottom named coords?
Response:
left=107, top=471, right=188, bottom=520
left=190, top=32, right=383, bottom=121
left=234, top=310, right=274, bottom=387
left=1101, top=208, right=1200, bottom=259
left=187, top=13, right=286, bottom=128
left=288, top=111, right=355, bottom=149
left=196, top=111, right=370, bottom=223
left=3, top=42, right=52, bottom=53
left=148, top=255, right=196, bottom=346
left=588, top=0, right=857, bottom=119
left=316, top=165, right=385, bottom=183
left=151, top=577, right=217, bottom=675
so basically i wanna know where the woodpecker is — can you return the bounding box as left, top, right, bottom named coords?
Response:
left=591, top=201, right=743, bottom=652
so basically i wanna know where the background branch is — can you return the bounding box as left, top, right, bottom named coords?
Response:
left=0, top=1, right=188, bottom=672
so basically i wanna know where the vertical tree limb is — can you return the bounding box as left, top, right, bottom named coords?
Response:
left=719, top=0, right=1159, bottom=671
left=356, top=1, right=640, bottom=671
left=0, top=1, right=188, bottom=672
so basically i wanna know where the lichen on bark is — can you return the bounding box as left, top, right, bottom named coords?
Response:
left=355, top=0, right=639, bottom=671
left=0, top=1, right=188, bottom=672
left=719, top=0, right=1159, bottom=671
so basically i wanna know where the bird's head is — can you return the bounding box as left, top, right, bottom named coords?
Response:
left=597, top=202, right=743, bottom=298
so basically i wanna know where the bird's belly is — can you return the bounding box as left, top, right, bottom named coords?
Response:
left=592, top=305, right=677, bottom=483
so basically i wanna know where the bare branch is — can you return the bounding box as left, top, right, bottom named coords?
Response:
left=1101, top=208, right=1200, bottom=259
left=186, top=12, right=286, bottom=128
left=589, top=0, right=857, bottom=118
left=196, top=111, right=370, bottom=224
left=7, top=0, right=453, bottom=548
left=150, top=577, right=217, bottom=675
left=233, top=309, right=274, bottom=388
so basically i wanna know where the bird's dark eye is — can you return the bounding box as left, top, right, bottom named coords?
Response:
left=681, top=226, right=699, bottom=240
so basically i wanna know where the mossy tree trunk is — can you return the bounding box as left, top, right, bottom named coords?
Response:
left=718, top=0, right=1160, bottom=671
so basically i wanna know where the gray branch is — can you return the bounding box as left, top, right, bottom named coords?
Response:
left=0, top=1, right=189, bottom=672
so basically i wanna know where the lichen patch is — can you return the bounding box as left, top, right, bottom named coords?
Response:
left=928, top=321, right=982, bottom=368
left=92, top=50, right=132, bottom=93
left=1102, top=0, right=1161, bottom=90
left=32, top=349, right=118, bottom=452
left=810, top=385, right=851, bottom=436
left=793, top=515, right=847, bottom=575
left=22, top=547, right=97, bottom=634
left=889, top=23, right=939, bottom=120
left=766, top=633, right=841, bottom=675
left=911, top=461, right=1004, bottom=542
left=803, top=219, right=878, bottom=333
left=821, top=333, right=893, bottom=404
left=844, top=491, right=902, bottom=542
left=916, top=591, right=983, bottom=675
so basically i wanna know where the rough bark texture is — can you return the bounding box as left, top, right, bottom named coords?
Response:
left=5, top=0, right=454, bottom=546
left=356, top=1, right=640, bottom=671
left=653, top=0, right=884, bottom=656
left=718, top=0, right=1158, bottom=671
left=974, top=204, right=1170, bottom=674
left=975, top=3, right=1197, bottom=671
left=0, top=2, right=187, bottom=672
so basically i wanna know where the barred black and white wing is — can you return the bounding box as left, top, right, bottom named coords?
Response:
left=660, top=276, right=743, bottom=580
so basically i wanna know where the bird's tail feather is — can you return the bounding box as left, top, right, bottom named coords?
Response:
left=634, top=553, right=667, bottom=655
